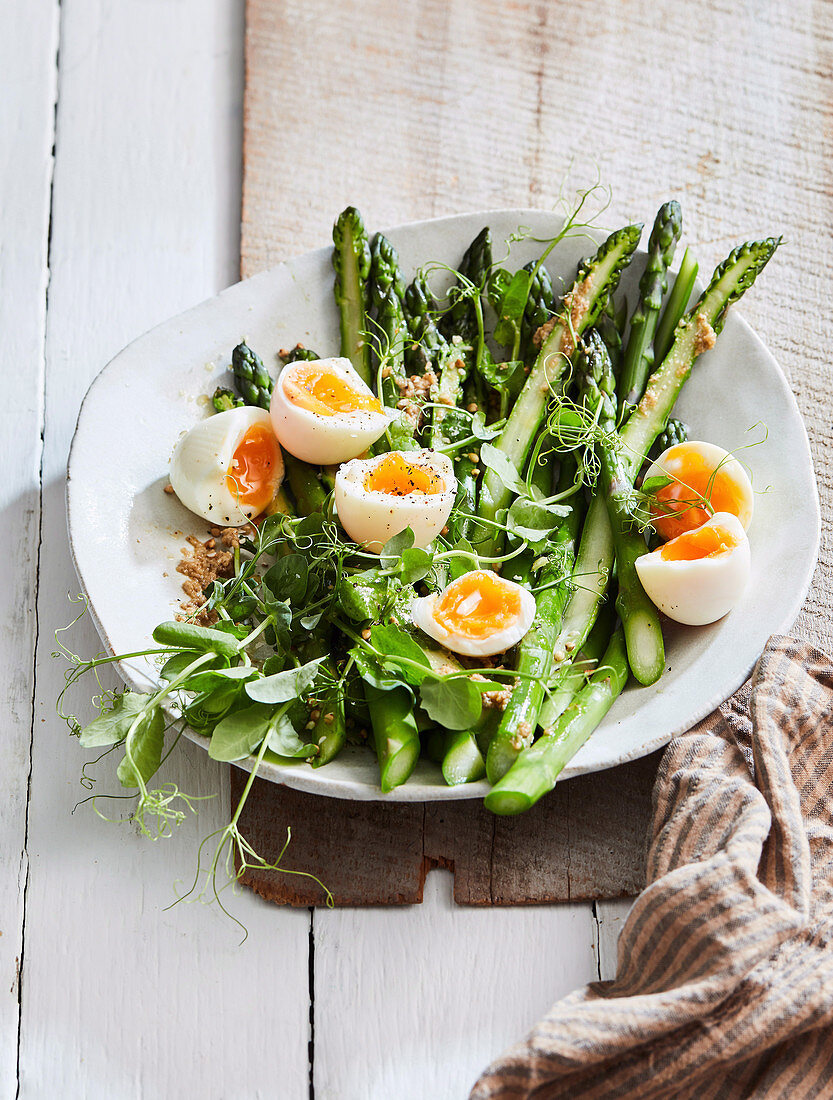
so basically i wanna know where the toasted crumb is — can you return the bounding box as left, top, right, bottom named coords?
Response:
left=694, top=311, right=716, bottom=355
left=176, top=533, right=235, bottom=622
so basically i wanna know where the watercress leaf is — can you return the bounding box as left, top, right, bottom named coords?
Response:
left=419, top=679, right=482, bottom=731
left=117, top=705, right=165, bottom=788
left=79, top=691, right=149, bottom=748
left=245, top=657, right=325, bottom=704
left=370, top=624, right=433, bottom=686
left=380, top=527, right=415, bottom=569
left=487, top=267, right=512, bottom=312
left=209, top=703, right=273, bottom=761
left=263, top=553, right=308, bottom=604
left=336, top=572, right=388, bottom=622
left=476, top=353, right=522, bottom=390
left=152, top=621, right=240, bottom=659
left=265, top=712, right=316, bottom=759
left=479, top=443, right=527, bottom=497
left=400, top=547, right=432, bottom=585
left=641, top=475, right=673, bottom=494
left=209, top=620, right=251, bottom=640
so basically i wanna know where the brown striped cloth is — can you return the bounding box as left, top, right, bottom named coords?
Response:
left=470, top=635, right=833, bottom=1099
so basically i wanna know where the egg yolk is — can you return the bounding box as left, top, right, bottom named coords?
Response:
left=226, top=424, right=280, bottom=514
left=285, top=364, right=383, bottom=417
left=433, top=571, right=521, bottom=640
left=659, top=522, right=741, bottom=561
left=363, top=453, right=443, bottom=496
left=651, top=447, right=747, bottom=541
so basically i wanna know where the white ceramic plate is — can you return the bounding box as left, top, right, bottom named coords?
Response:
left=67, top=209, right=820, bottom=801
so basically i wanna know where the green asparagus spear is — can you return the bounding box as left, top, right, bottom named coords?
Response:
left=622, top=238, right=781, bottom=472
left=484, top=626, right=628, bottom=815
left=283, top=346, right=321, bottom=364
left=212, top=387, right=243, bottom=413
left=232, top=342, right=273, bottom=409
left=310, top=678, right=346, bottom=767
left=520, top=260, right=557, bottom=365
left=653, top=246, right=698, bottom=364
left=538, top=597, right=615, bottom=728
left=441, top=728, right=486, bottom=786
left=618, top=201, right=683, bottom=417
left=333, top=206, right=372, bottom=384
left=370, top=233, right=416, bottom=450
left=478, top=224, right=643, bottom=554
left=485, top=520, right=578, bottom=782
left=648, top=417, right=688, bottom=461
left=365, top=683, right=421, bottom=792
left=578, top=331, right=664, bottom=685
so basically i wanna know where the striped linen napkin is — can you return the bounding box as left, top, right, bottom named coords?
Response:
left=470, top=636, right=833, bottom=1099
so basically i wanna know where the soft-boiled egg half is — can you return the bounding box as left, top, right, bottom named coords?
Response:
left=169, top=406, right=284, bottom=526
left=334, top=450, right=456, bottom=552
left=270, top=356, right=390, bottom=465
left=412, top=570, right=536, bottom=657
left=643, top=440, right=754, bottom=542
left=635, top=512, right=751, bottom=626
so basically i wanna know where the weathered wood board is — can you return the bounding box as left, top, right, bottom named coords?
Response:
left=238, top=0, right=833, bottom=906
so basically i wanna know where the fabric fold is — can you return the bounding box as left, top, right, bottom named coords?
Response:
left=470, top=636, right=833, bottom=1099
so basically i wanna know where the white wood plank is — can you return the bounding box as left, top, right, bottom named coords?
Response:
left=0, top=2, right=59, bottom=1095
left=313, top=870, right=599, bottom=1100
left=18, top=4, right=310, bottom=1098
left=595, top=899, right=634, bottom=982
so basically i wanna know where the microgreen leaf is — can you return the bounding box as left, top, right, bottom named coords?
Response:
left=641, top=475, right=673, bottom=494
left=470, top=413, right=502, bottom=441
left=117, top=705, right=165, bottom=788
left=370, top=624, right=433, bottom=686
left=380, top=527, right=415, bottom=569
left=79, top=691, right=150, bottom=748
left=245, top=657, right=325, bottom=704
left=419, top=678, right=482, bottom=730
left=209, top=703, right=273, bottom=762
left=265, top=712, right=317, bottom=759
left=479, top=444, right=527, bottom=497
left=300, top=612, right=324, bottom=631
left=152, top=621, right=240, bottom=659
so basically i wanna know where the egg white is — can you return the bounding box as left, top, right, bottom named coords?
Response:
left=412, top=570, right=537, bottom=657
left=334, top=449, right=456, bottom=552
left=169, top=406, right=283, bottom=526
left=635, top=512, right=751, bottom=626
left=270, top=356, right=390, bottom=465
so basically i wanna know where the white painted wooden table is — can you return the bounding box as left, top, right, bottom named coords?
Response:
left=3, top=4, right=627, bottom=1097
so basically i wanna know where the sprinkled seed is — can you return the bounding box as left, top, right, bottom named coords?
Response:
left=361, top=628, right=372, bottom=640
left=565, top=641, right=576, bottom=653
left=553, top=650, right=566, bottom=663
left=323, top=713, right=334, bottom=725
left=310, top=709, right=321, bottom=721
left=304, top=720, right=316, bottom=731
left=164, top=483, right=175, bottom=494
left=467, top=403, right=478, bottom=413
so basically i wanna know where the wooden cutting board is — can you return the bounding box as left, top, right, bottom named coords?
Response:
left=234, top=0, right=829, bottom=906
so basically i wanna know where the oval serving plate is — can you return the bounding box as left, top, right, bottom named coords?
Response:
left=67, top=209, right=820, bottom=801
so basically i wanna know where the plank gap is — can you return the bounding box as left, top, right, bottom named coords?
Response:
left=15, top=3, right=63, bottom=1095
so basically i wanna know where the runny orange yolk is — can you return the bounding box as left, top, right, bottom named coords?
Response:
left=433, top=571, right=521, bottom=640
left=651, top=448, right=746, bottom=541
left=659, top=522, right=741, bottom=562
left=285, top=363, right=382, bottom=417
left=226, top=424, right=280, bottom=514
left=363, top=453, right=443, bottom=496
